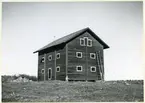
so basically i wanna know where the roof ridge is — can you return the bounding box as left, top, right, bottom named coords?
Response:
left=33, top=27, right=109, bottom=53
left=33, top=27, right=90, bottom=53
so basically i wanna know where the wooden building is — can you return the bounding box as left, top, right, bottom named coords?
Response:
left=34, top=27, right=109, bottom=81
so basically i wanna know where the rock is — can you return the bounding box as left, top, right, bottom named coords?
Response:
left=125, top=81, right=130, bottom=85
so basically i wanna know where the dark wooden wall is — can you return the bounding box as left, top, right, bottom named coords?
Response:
left=38, top=46, right=66, bottom=81
left=56, top=48, right=66, bottom=80
left=37, top=31, right=105, bottom=81
left=38, top=53, right=45, bottom=81
left=67, top=31, right=104, bottom=81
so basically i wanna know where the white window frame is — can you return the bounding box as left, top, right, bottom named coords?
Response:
left=80, top=38, right=85, bottom=46
left=84, top=37, right=88, bottom=43
left=48, top=55, right=52, bottom=61
left=87, top=38, right=92, bottom=47
left=76, top=66, right=83, bottom=72
left=41, top=57, right=45, bottom=63
left=41, top=69, right=45, bottom=74
left=76, top=52, right=82, bottom=58
left=56, top=66, right=60, bottom=72
left=90, top=66, right=96, bottom=72
left=56, top=53, right=60, bottom=59
left=90, top=53, right=96, bottom=59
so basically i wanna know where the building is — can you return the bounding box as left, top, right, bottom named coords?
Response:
left=33, top=27, right=109, bottom=81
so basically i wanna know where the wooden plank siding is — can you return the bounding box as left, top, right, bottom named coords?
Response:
left=65, top=44, right=68, bottom=81
left=46, top=52, right=55, bottom=80
left=38, top=53, right=45, bottom=81
left=56, top=48, right=66, bottom=80
left=37, top=31, right=105, bottom=81
left=38, top=46, right=66, bottom=81
left=35, top=28, right=109, bottom=81
left=67, top=31, right=104, bottom=81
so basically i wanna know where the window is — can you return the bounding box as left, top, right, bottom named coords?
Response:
left=41, top=69, right=45, bottom=74
left=90, top=66, right=96, bottom=72
left=87, top=39, right=92, bottom=47
left=76, top=66, right=83, bottom=72
left=56, top=66, right=60, bottom=72
left=48, top=55, right=52, bottom=61
left=80, top=37, right=92, bottom=47
left=80, top=38, right=85, bottom=46
left=41, top=57, right=45, bottom=63
left=76, top=52, right=82, bottom=58
left=56, top=53, right=60, bottom=59
left=90, top=53, right=96, bottom=59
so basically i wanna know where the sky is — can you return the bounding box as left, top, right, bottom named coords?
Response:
left=1, top=2, right=144, bottom=80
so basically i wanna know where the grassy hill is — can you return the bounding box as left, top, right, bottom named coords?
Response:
left=2, top=80, right=143, bottom=102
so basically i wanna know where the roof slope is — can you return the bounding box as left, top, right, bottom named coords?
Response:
left=34, top=27, right=109, bottom=53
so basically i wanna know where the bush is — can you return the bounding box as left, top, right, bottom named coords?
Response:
left=18, top=74, right=37, bottom=81
left=2, top=74, right=37, bottom=83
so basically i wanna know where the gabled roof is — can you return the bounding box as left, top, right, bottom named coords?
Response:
left=33, top=27, right=109, bottom=53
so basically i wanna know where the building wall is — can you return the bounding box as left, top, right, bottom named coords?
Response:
left=67, top=31, right=104, bottom=81
left=38, top=46, right=66, bottom=81
left=38, top=53, right=45, bottom=81
left=56, top=48, right=66, bottom=80
left=37, top=31, right=104, bottom=81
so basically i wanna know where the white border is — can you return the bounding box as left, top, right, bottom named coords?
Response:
left=90, top=53, right=96, bottom=59
left=76, top=65, right=83, bottom=72
left=87, top=38, right=92, bottom=47
left=41, top=69, right=45, bottom=74
left=48, top=55, right=52, bottom=61
left=80, top=38, right=85, bottom=46
left=48, top=68, right=52, bottom=79
left=56, top=66, right=60, bottom=72
left=76, top=52, right=83, bottom=58
left=56, top=53, right=60, bottom=59
left=90, top=66, right=96, bottom=72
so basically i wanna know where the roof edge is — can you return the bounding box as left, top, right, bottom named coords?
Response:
left=87, top=28, right=110, bottom=49
left=33, top=27, right=110, bottom=53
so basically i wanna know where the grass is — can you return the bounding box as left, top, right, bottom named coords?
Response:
left=2, top=80, right=143, bottom=102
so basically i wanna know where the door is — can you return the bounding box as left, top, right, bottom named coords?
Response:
left=48, top=68, right=52, bottom=80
